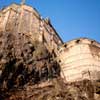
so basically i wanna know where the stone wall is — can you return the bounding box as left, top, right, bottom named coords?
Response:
left=0, top=4, right=63, bottom=55
left=57, top=38, right=100, bottom=82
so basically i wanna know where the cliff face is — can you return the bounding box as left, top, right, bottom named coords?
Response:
left=0, top=4, right=61, bottom=99
left=0, top=30, right=61, bottom=91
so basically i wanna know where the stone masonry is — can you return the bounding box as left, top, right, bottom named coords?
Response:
left=57, top=38, right=100, bottom=82
left=0, top=4, right=63, bottom=55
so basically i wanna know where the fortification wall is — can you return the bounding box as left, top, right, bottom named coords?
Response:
left=57, top=38, right=100, bottom=82
left=0, top=4, right=40, bottom=38
left=0, top=4, right=63, bottom=55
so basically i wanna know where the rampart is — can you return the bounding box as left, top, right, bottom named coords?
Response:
left=0, top=4, right=63, bottom=55
left=57, top=38, right=100, bottom=82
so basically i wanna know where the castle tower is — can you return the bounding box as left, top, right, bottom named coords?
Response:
left=0, top=3, right=63, bottom=55
left=57, top=38, right=100, bottom=82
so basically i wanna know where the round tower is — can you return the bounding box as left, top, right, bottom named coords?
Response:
left=57, top=38, right=100, bottom=82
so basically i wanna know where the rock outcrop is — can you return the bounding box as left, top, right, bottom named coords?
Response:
left=0, top=4, right=62, bottom=100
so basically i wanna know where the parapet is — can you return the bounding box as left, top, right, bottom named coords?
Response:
left=58, top=38, right=100, bottom=54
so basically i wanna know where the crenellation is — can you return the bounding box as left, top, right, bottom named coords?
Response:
left=58, top=38, right=100, bottom=52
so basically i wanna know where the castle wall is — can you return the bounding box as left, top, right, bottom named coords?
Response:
left=41, top=20, right=63, bottom=54
left=57, top=38, right=100, bottom=82
left=0, top=4, right=63, bottom=55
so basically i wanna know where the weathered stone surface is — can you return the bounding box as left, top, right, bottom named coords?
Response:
left=0, top=3, right=100, bottom=100
left=0, top=4, right=63, bottom=54
left=1, top=78, right=99, bottom=100
left=0, top=3, right=62, bottom=100
left=57, top=38, right=100, bottom=82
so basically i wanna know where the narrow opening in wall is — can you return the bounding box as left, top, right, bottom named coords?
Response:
left=59, top=60, right=61, bottom=63
left=91, top=40, right=94, bottom=44
left=76, top=39, right=80, bottom=44
left=64, top=44, right=67, bottom=48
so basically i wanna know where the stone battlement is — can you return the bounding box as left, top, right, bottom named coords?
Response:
left=58, top=38, right=100, bottom=54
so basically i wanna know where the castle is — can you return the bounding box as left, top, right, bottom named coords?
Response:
left=0, top=3, right=100, bottom=83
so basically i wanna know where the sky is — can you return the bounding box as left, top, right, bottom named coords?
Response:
left=0, top=0, right=100, bottom=42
